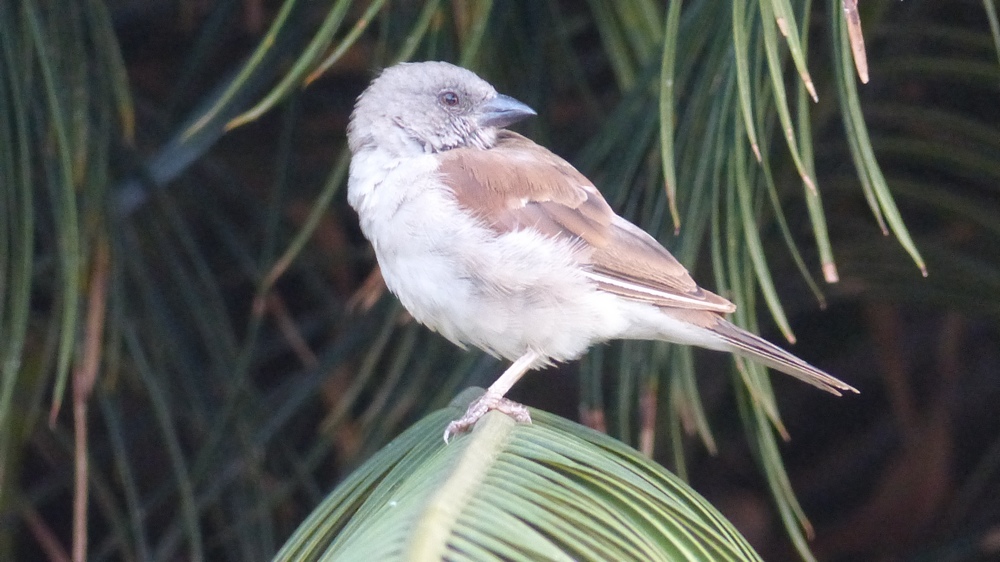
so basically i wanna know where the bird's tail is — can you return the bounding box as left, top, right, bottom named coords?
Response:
left=710, top=320, right=859, bottom=396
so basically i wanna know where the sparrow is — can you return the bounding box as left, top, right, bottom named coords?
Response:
left=346, top=61, right=857, bottom=442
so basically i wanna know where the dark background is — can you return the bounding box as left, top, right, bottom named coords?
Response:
left=4, top=1, right=1000, bottom=560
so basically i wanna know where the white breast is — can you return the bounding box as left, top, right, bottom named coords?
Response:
left=347, top=149, right=634, bottom=364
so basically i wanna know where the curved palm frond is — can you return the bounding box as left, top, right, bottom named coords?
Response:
left=276, top=390, right=762, bottom=562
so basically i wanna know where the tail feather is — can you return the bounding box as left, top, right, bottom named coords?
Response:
left=711, top=320, right=859, bottom=395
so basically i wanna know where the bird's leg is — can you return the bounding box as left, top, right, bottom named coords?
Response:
left=444, top=350, right=541, bottom=443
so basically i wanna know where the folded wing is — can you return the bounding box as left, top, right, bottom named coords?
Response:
left=437, top=131, right=735, bottom=314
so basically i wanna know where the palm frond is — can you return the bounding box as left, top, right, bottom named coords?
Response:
left=276, top=391, right=762, bottom=562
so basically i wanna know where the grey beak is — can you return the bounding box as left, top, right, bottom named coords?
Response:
left=479, top=94, right=536, bottom=128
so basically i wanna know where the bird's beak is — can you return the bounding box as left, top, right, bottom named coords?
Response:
left=478, top=94, right=536, bottom=128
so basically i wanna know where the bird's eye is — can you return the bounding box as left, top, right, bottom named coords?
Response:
left=438, top=90, right=460, bottom=108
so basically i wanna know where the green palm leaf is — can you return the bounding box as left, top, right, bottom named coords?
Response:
left=276, top=390, right=761, bottom=562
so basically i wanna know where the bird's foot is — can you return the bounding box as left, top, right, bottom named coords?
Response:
left=443, top=392, right=531, bottom=443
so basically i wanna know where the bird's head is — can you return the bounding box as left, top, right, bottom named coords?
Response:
left=348, top=61, right=535, bottom=156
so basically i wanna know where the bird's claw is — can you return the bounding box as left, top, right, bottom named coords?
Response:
left=443, top=392, right=531, bottom=443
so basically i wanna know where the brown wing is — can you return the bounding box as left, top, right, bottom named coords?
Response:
left=436, top=131, right=735, bottom=313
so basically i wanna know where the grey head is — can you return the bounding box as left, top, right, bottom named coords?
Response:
left=348, top=61, right=535, bottom=156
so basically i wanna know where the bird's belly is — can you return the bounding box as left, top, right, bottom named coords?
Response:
left=365, top=186, right=629, bottom=363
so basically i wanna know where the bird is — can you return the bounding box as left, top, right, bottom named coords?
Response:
left=346, top=61, right=858, bottom=442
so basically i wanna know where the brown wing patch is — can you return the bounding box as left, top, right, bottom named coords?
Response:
left=439, top=131, right=611, bottom=245
left=590, top=218, right=735, bottom=312
left=436, top=131, right=735, bottom=313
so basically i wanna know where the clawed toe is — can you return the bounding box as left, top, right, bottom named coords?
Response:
left=443, top=393, right=532, bottom=443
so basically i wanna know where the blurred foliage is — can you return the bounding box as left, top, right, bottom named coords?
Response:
left=1, top=0, right=999, bottom=561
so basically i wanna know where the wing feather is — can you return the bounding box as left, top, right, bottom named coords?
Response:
left=437, top=131, right=735, bottom=313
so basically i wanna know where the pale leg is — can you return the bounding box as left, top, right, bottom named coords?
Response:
left=443, top=350, right=541, bottom=442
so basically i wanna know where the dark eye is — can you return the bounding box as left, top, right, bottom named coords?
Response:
left=438, top=90, right=460, bottom=107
